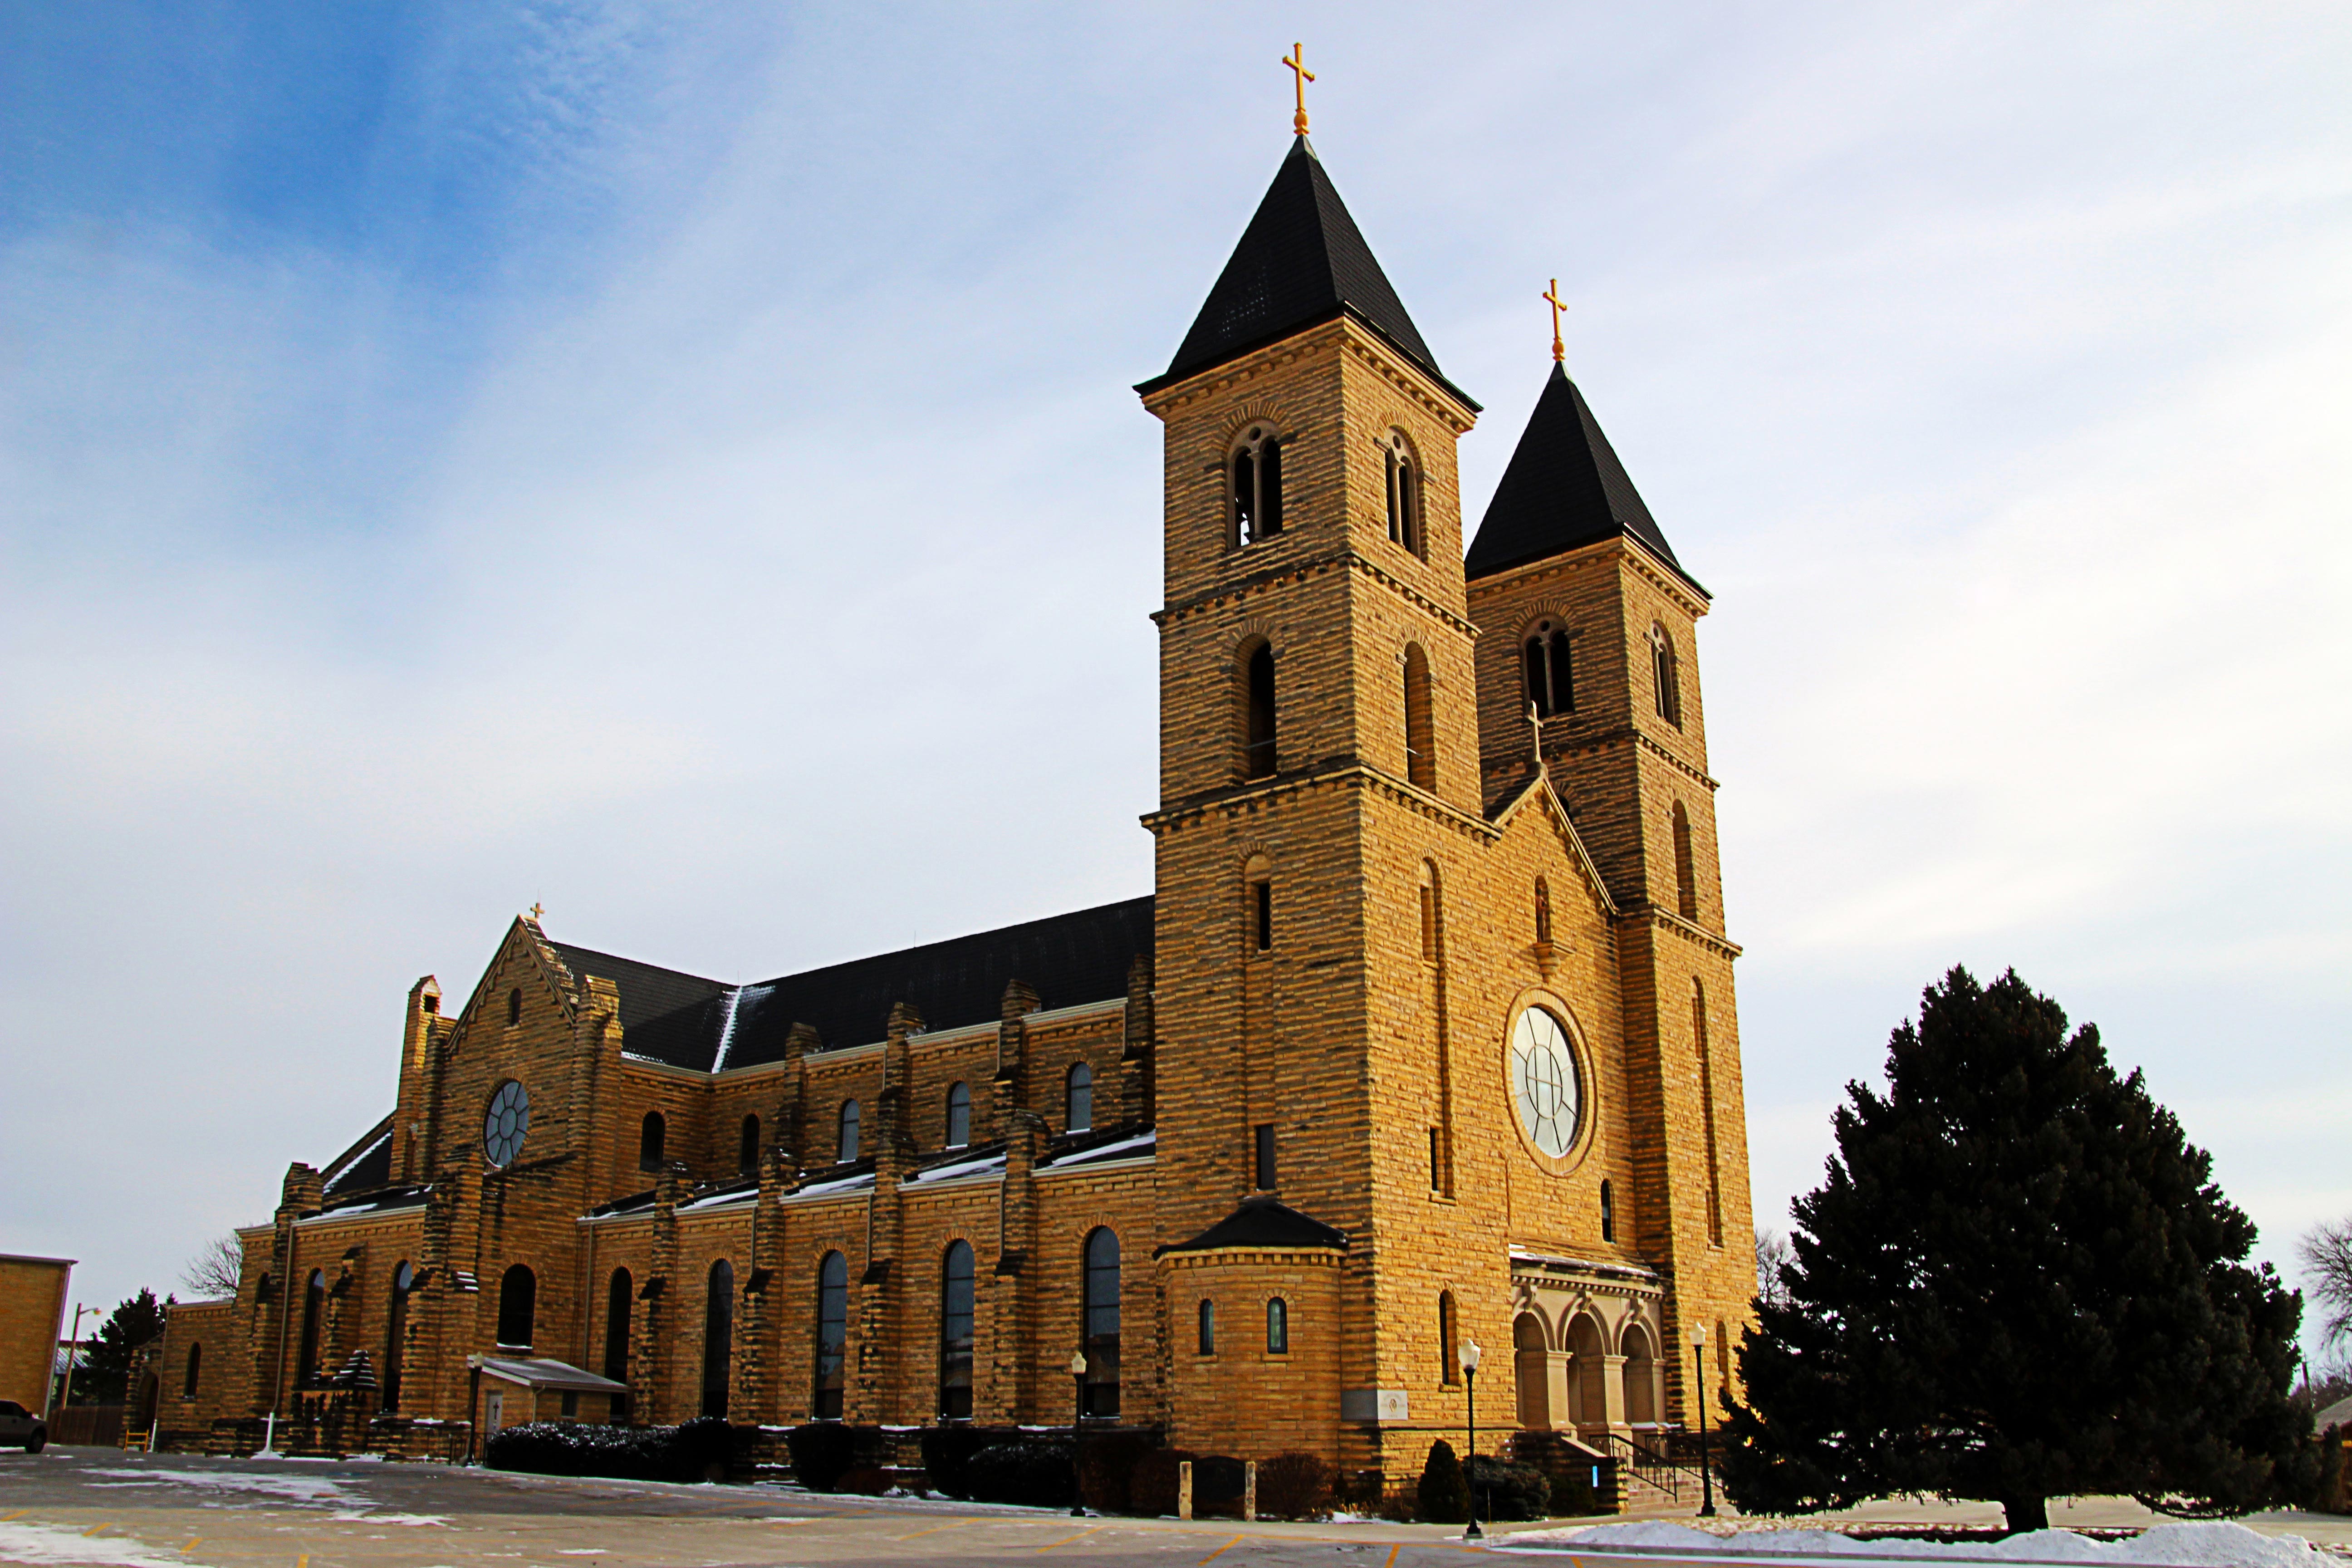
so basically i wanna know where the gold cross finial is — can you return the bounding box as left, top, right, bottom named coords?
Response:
left=529, top=903, right=543, bottom=922
left=1544, top=279, right=1570, bottom=363
left=1282, top=43, right=1314, bottom=137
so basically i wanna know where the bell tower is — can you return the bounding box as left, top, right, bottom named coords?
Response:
left=1137, top=129, right=1486, bottom=1461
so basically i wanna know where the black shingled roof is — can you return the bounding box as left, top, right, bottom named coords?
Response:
left=552, top=897, right=1154, bottom=1073
left=1463, top=363, right=1702, bottom=595
left=1138, top=137, right=1473, bottom=409
left=1160, top=1196, right=1349, bottom=1254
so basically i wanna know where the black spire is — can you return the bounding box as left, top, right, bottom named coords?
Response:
left=1464, top=363, right=1701, bottom=594
left=1138, top=137, right=1472, bottom=407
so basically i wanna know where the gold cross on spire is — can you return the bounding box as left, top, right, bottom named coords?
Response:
left=1544, top=278, right=1570, bottom=363
left=529, top=903, right=543, bottom=922
left=1282, top=43, right=1315, bottom=137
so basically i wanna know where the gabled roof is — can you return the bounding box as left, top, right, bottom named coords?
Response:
left=1464, top=362, right=1700, bottom=595
left=1160, top=1196, right=1349, bottom=1255
left=1138, top=137, right=1472, bottom=408
left=547, top=941, right=732, bottom=1068
left=321, top=1115, right=395, bottom=1196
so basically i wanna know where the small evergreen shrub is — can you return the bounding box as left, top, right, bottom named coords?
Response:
left=918, top=1424, right=995, bottom=1499
left=1465, top=1453, right=1550, bottom=1521
left=1254, top=1451, right=1334, bottom=1520
left=1508, top=1431, right=1609, bottom=1516
left=485, top=1416, right=735, bottom=1483
left=1076, top=1431, right=1155, bottom=1514
left=1127, top=1448, right=1196, bottom=1516
left=963, top=1440, right=1076, bottom=1507
left=2317, top=1424, right=2347, bottom=1514
left=1191, top=1454, right=1248, bottom=1514
left=1416, top=1439, right=1470, bottom=1524
left=784, top=1422, right=861, bottom=1492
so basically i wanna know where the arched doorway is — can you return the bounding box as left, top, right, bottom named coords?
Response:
left=1565, top=1312, right=1607, bottom=1430
left=1513, top=1313, right=1549, bottom=1429
left=1622, top=1323, right=1658, bottom=1426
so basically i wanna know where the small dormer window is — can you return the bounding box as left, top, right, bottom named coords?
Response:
left=1231, top=426, right=1284, bottom=545
left=1382, top=430, right=1421, bottom=556
left=507, top=988, right=523, bottom=1026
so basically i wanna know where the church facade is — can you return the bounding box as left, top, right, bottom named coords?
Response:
left=150, top=127, right=1754, bottom=1486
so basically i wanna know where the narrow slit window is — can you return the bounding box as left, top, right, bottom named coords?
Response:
left=1651, top=625, right=1682, bottom=727
left=1244, top=644, right=1276, bottom=779
left=1066, top=1063, right=1093, bottom=1133
left=1254, top=1123, right=1276, bottom=1191
left=1672, top=801, right=1699, bottom=920
left=1383, top=431, right=1421, bottom=555
left=1197, top=1298, right=1217, bottom=1356
left=1253, top=879, right=1273, bottom=952
left=738, top=1114, right=760, bottom=1178
left=1402, top=643, right=1435, bottom=791
left=1266, top=1296, right=1290, bottom=1355
left=945, top=1081, right=971, bottom=1149
left=1599, top=1178, right=1615, bottom=1242
left=837, top=1099, right=861, bottom=1163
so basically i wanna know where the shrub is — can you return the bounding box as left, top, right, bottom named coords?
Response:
left=1416, top=1439, right=1470, bottom=1524
left=1077, top=1431, right=1155, bottom=1514
left=919, top=1424, right=996, bottom=1499
left=1191, top=1454, right=1247, bottom=1515
left=485, top=1417, right=736, bottom=1483
left=963, top=1440, right=1076, bottom=1507
left=1465, top=1453, right=1550, bottom=1521
left=1127, top=1448, right=1196, bottom=1516
left=835, top=1465, right=891, bottom=1495
left=2317, top=1424, right=2347, bottom=1514
left=784, top=1422, right=861, bottom=1492
left=1508, top=1431, right=1609, bottom=1517
left=1254, top=1451, right=1334, bottom=1520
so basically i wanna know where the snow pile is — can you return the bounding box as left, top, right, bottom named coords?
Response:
left=0, top=1520, right=190, bottom=1568
left=1508, top=1519, right=2326, bottom=1565
left=86, top=1466, right=358, bottom=1507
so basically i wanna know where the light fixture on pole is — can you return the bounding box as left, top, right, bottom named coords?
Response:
left=1460, top=1337, right=1484, bottom=1539
left=1690, top=1323, right=1717, bottom=1518
left=1068, top=1349, right=1090, bottom=1516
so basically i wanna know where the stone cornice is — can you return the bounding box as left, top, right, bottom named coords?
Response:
left=1156, top=546, right=1475, bottom=641
left=1146, top=759, right=1500, bottom=845
left=1139, top=317, right=1476, bottom=432
left=1468, top=533, right=1709, bottom=618
left=1622, top=904, right=1744, bottom=961
left=1484, top=725, right=1719, bottom=795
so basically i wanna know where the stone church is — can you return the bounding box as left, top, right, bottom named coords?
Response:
left=149, top=121, right=1754, bottom=1486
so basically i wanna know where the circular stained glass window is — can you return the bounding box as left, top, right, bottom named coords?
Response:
left=1510, top=1007, right=1582, bottom=1159
left=483, top=1079, right=530, bottom=1168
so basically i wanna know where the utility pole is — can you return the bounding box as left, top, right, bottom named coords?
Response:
left=52, top=1304, right=91, bottom=1417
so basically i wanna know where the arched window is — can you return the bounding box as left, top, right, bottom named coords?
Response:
left=1251, top=871, right=1273, bottom=953
left=1650, top=624, right=1681, bottom=728
left=945, top=1081, right=972, bottom=1148
left=1231, top=425, right=1284, bottom=545
left=382, top=1261, right=414, bottom=1411
left=1419, top=861, right=1441, bottom=961
left=182, top=1341, right=202, bottom=1400
left=701, top=1259, right=734, bottom=1418
left=295, top=1269, right=325, bottom=1387
left=1243, top=642, right=1277, bottom=779
left=1534, top=876, right=1553, bottom=946
left=1266, top=1296, right=1290, bottom=1355
left=1514, top=1312, right=1550, bottom=1430
left=638, top=1112, right=666, bottom=1171
left=837, top=1099, right=861, bottom=1162
left=1438, top=1289, right=1460, bottom=1385
left=1715, top=1320, right=1731, bottom=1382
left=508, top=987, right=523, bottom=1026
left=1672, top=801, right=1698, bottom=920
left=1082, top=1228, right=1121, bottom=1418
left=1065, top=1063, right=1093, bottom=1134
left=497, top=1264, right=536, bottom=1349
left=1599, top=1179, right=1616, bottom=1243
left=1402, top=642, right=1435, bottom=791
left=738, top=1114, right=760, bottom=1178
left=940, top=1240, right=975, bottom=1420
left=813, top=1251, right=848, bottom=1419
left=1197, top=1299, right=1217, bottom=1356
left=1383, top=430, right=1421, bottom=555
left=603, top=1268, right=633, bottom=1385
left=1695, top=978, right=1724, bottom=1245
left=1524, top=618, right=1573, bottom=717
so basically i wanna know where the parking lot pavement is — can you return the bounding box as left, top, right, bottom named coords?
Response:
left=0, top=1446, right=1525, bottom=1567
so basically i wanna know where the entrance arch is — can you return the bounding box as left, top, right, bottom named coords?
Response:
left=1566, top=1312, right=1607, bottom=1430
left=1513, top=1313, right=1549, bottom=1429
left=1622, top=1322, right=1658, bottom=1426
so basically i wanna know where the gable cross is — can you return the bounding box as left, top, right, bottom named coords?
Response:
left=529, top=903, right=543, bottom=921
left=1528, top=701, right=1545, bottom=768
left=1544, top=278, right=1569, bottom=363
left=1282, top=43, right=1315, bottom=137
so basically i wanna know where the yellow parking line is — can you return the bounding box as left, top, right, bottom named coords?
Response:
left=1200, top=1535, right=1245, bottom=1564
left=895, top=1517, right=981, bottom=1540
left=298, top=1555, right=310, bottom=1568
left=1385, top=1547, right=1401, bottom=1568
left=1039, top=1523, right=1106, bottom=1550
left=1, top=1509, right=26, bottom=1520
left=183, top=1541, right=202, bottom=1554
left=84, top=1523, right=113, bottom=1538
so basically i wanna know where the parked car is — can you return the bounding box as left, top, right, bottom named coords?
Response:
left=0, top=1401, right=47, bottom=1452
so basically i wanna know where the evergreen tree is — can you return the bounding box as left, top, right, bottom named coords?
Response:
left=70, top=1289, right=169, bottom=1405
left=1719, top=966, right=2312, bottom=1534
left=1416, top=1438, right=1470, bottom=1524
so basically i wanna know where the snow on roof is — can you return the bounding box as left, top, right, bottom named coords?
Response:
left=785, top=1167, right=876, bottom=1201
left=677, top=1185, right=757, bottom=1214
left=469, top=1356, right=627, bottom=1393
left=1038, top=1129, right=1156, bottom=1170
left=907, top=1148, right=1008, bottom=1185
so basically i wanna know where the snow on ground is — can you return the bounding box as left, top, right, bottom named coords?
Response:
left=0, top=1520, right=190, bottom=1568
left=84, top=1466, right=360, bottom=1507
left=328, top=1509, right=448, bottom=1526
left=1503, top=1520, right=2327, bottom=1566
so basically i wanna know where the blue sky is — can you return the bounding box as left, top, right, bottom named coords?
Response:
left=3, top=3, right=2347, bottom=1362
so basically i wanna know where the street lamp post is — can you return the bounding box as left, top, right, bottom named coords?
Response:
left=1689, top=1324, right=1716, bottom=1519
left=1460, top=1338, right=1484, bottom=1539
left=1068, top=1349, right=1089, bottom=1517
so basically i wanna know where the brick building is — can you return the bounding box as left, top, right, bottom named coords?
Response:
left=152, top=128, right=1754, bottom=1484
